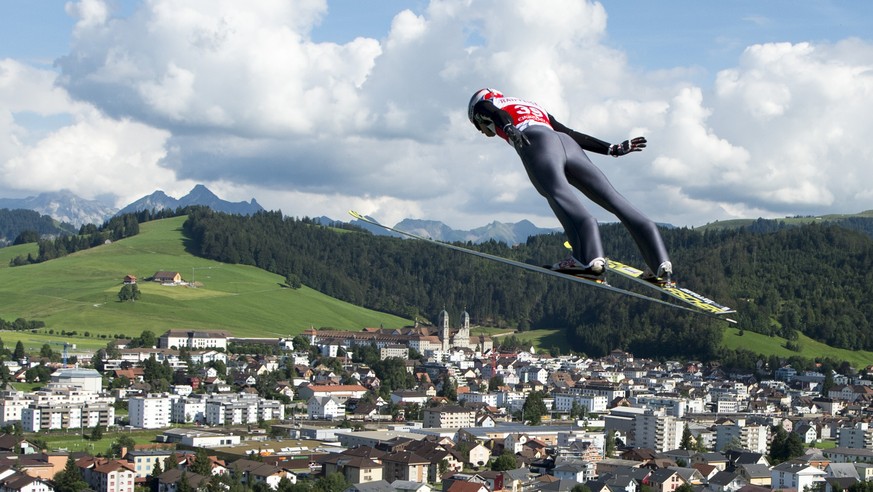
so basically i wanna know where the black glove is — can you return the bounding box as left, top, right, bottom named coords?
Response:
left=503, top=124, right=530, bottom=148
left=609, top=136, right=647, bottom=157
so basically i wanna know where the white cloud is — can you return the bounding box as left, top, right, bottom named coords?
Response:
left=2, top=0, right=873, bottom=230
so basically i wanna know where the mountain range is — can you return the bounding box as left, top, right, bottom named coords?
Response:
left=348, top=216, right=560, bottom=245
left=116, top=184, right=263, bottom=218
left=0, top=186, right=559, bottom=245
left=0, top=190, right=115, bottom=228
left=0, top=185, right=263, bottom=228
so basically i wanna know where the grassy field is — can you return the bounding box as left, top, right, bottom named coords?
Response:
left=471, top=325, right=873, bottom=367
left=0, top=216, right=410, bottom=350
left=470, top=327, right=570, bottom=355
left=722, top=326, right=873, bottom=368
left=38, top=429, right=162, bottom=454
left=696, top=210, right=873, bottom=231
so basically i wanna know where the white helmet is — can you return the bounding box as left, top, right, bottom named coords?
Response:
left=467, top=88, right=503, bottom=124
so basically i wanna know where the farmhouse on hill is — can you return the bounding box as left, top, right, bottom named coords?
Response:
left=152, top=271, right=183, bottom=284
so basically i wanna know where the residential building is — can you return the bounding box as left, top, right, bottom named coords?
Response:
left=382, top=451, right=429, bottom=483
left=552, top=459, right=596, bottom=483
left=634, top=409, right=683, bottom=453
left=79, top=459, right=136, bottom=492
left=770, top=461, right=827, bottom=491
left=205, top=398, right=259, bottom=426
left=126, top=450, right=174, bottom=479
left=645, top=468, right=685, bottom=492
left=714, top=420, right=769, bottom=454
left=706, top=471, right=747, bottom=492
left=0, top=391, right=32, bottom=425
left=822, top=447, right=873, bottom=464
left=0, top=472, right=54, bottom=492
left=171, top=395, right=207, bottom=424
left=838, top=422, right=873, bottom=449
left=321, top=451, right=384, bottom=484
left=423, top=405, right=475, bottom=429
left=467, top=444, right=491, bottom=468
left=554, top=393, right=608, bottom=414
left=308, top=396, right=344, bottom=420
left=296, top=385, right=368, bottom=403
left=129, top=394, right=171, bottom=429
left=228, top=459, right=295, bottom=489
left=20, top=403, right=114, bottom=432
left=158, top=330, right=229, bottom=350
left=381, top=345, right=409, bottom=360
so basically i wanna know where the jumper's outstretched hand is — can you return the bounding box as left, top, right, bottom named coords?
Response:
left=609, top=136, right=647, bottom=157
left=503, top=124, right=530, bottom=148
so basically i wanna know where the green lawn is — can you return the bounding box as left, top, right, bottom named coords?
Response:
left=722, top=327, right=873, bottom=368
left=472, top=327, right=571, bottom=354
left=471, top=325, right=873, bottom=367
left=38, top=429, right=162, bottom=454
left=0, top=217, right=410, bottom=345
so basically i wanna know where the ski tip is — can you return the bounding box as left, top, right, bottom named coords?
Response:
left=724, top=317, right=738, bottom=325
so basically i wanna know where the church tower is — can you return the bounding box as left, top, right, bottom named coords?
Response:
left=458, top=309, right=471, bottom=348
left=438, top=309, right=450, bottom=351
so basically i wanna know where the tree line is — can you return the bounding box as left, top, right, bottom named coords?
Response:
left=180, top=208, right=873, bottom=360
left=0, top=208, right=78, bottom=246
left=7, top=206, right=201, bottom=266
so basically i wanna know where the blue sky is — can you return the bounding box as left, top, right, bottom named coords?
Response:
left=2, top=0, right=873, bottom=229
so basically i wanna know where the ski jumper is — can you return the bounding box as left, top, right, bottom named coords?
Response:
left=470, top=94, right=670, bottom=274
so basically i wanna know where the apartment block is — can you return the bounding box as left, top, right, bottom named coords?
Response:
left=634, top=409, right=683, bottom=453
left=21, top=403, right=114, bottom=432
left=129, top=394, right=171, bottom=429
left=423, top=405, right=475, bottom=428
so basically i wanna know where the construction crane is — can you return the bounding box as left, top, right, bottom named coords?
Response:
left=30, top=340, right=75, bottom=366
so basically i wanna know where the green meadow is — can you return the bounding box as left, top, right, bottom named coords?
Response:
left=722, top=326, right=873, bottom=368
left=0, top=216, right=410, bottom=352
left=472, top=324, right=873, bottom=368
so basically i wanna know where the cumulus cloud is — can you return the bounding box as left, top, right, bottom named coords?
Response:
left=2, top=0, right=873, bottom=229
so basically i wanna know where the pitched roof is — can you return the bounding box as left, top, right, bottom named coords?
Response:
left=303, top=384, right=367, bottom=392
left=446, top=481, right=488, bottom=492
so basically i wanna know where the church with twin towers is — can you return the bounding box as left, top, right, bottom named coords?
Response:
left=437, top=308, right=494, bottom=353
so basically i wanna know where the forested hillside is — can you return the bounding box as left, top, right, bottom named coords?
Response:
left=182, top=208, right=873, bottom=360
left=0, top=209, right=77, bottom=245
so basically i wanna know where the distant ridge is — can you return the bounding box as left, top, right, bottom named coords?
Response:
left=117, top=184, right=264, bottom=217
left=0, top=190, right=116, bottom=227
left=349, top=216, right=560, bottom=245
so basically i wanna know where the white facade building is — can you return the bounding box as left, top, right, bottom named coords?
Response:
left=634, top=395, right=687, bottom=418
left=0, top=391, right=32, bottom=425
left=20, top=403, right=114, bottom=432
left=308, top=396, right=343, bottom=420
left=634, top=409, right=683, bottom=453
left=171, top=396, right=207, bottom=424
left=714, top=419, right=770, bottom=454
left=554, top=393, right=608, bottom=414
left=50, top=368, right=103, bottom=393
left=129, top=394, right=172, bottom=429
left=158, top=330, right=229, bottom=350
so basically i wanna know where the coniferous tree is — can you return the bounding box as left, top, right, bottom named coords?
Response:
left=522, top=391, right=548, bottom=425
left=12, top=341, right=24, bottom=360
left=190, top=448, right=212, bottom=476
left=680, top=426, right=695, bottom=450
left=54, top=456, right=88, bottom=492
